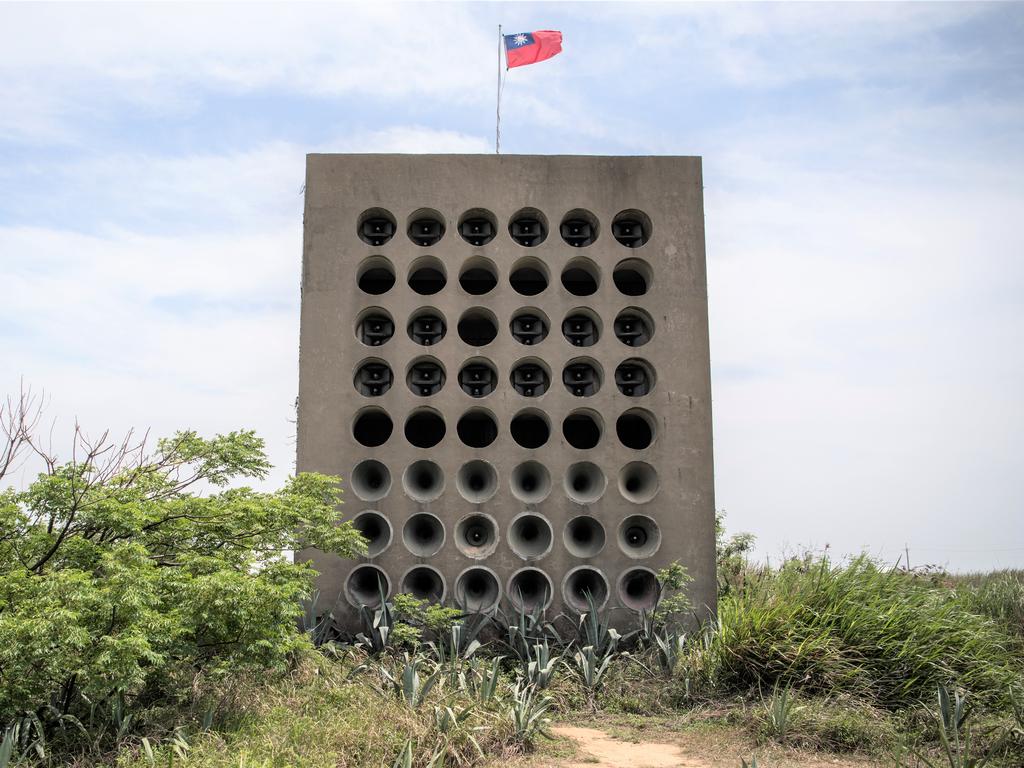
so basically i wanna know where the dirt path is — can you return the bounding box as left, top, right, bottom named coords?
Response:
left=551, top=726, right=712, bottom=768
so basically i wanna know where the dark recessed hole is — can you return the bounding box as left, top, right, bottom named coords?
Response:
left=458, top=361, right=497, bottom=397
left=459, top=260, right=498, bottom=295
left=563, top=361, right=601, bottom=397
left=403, top=461, right=444, bottom=502
left=510, top=261, right=549, bottom=296
left=408, top=311, right=446, bottom=346
left=560, top=211, right=598, bottom=247
left=508, top=569, right=553, bottom=611
left=510, top=311, right=548, bottom=345
left=618, top=514, right=661, bottom=558
left=456, top=460, right=498, bottom=503
left=407, top=212, right=445, bottom=246
left=353, top=511, right=391, bottom=557
left=357, top=259, right=395, bottom=295
left=346, top=565, right=389, bottom=607
left=613, top=259, right=651, bottom=296
left=404, top=410, right=446, bottom=449
left=618, top=462, right=659, bottom=503
left=358, top=210, right=396, bottom=247
left=458, top=310, right=497, bottom=346
left=455, top=513, right=498, bottom=558
left=615, top=360, right=654, bottom=396
left=510, top=362, right=549, bottom=397
left=408, top=263, right=447, bottom=295
left=510, top=460, right=551, bottom=503
left=564, top=462, right=606, bottom=504
left=562, top=312, right=599, bottom=347
left=612, top=210, right=650, bottom=248
left=561, top=262, right=599, bottom=296
left=563, top=412, right=602, bottom=449
left=407, top=359, right=445, bottom=396
left=509, top=514, right=553, bottom=560
left=510, top=411, right=550, bottom=449
left=353, top=409, right=393, bottom=447
left=457, top=410, right=498, bottom=448
left=351, top=460, right=390, bottom=502
left=614, top=310, right=652, bottom=347
left=619, top=568, right=659, bottom=612
left=564, top=516, right=605, bottom=558
left=402, top=567, right=444, bottom=602
left=403, top=512, right=444, bottom=556
left=564, top=567, right=609, bottom=612
left=456, top=568, right=500, bottom=612
left=616, top=410, right=655, bottom=449
left=354, top=360, right=392, bottom=397
left=509, top=208, right=548, bottom=246
left=357, top=311, right=394, bottom=346
left=459, top=211, right=497, bottom=246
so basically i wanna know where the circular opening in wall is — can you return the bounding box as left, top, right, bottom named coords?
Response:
left=351, top=460, right=391, bottom=502
left=565, top=462, right=607, bottom=504
left=406, top=357, right=446, bottom=396
left=563, top=516, right=606, bottom=559
left=562, top=410, right=602, bottom=450
left=404, top=408, right=446, bottom=449
left=614, top=308, right=653, bottom=347
left=509, top=207, right=548, bottom=246
left=355, top=308, right=395, bottom=347
left=563, top=566, right=609, bottom=612
left=613, top=258, right=652, bottom=296
left=455, top=513, right=498, bottom=558
left=560, top=209, right=599, bottom=247
left=352, top=511, right=392, bottom=557
left=357, top=208, right=396, bottom=247
left=458, top=209, right=498, bottom=246
left=459, top=257, right=498, bottom=295
left=563, top=358, right=602, bottom=397
left=402, top=460, right=445, bottom=502
left=458, top=359, right=497, bottom=398
left=618, top=568, right=660, bottom=612
left=618, top=462, right=659, bottom=503
left=562, top=308, right=601, bottom=347
left=408, top=256, right=447, bottom=295
left=354, top=359, right=393, bottom=397
left=401, top=566, right=445, bottom=602
left=457, top=308, right=498, bottom=347
left=357, top=256, right=396, bottom=295
left=510, top=409, right=550, bottom=449
left=408, top=308, right=447, bottom=346
left=406, top=208, right=446, bottom=247
left=612, top=209, right=652, bottom=249
left=346, top=564, right=390, bottom=607
left=508, top=568, right=554, bottom=612
left=561, top=258, right=599, bottom=296
left=456, top=408, right=498, bottom=448
left=510, top=460, right=552, bottom=503
left=509, top=513, right=553, bottom=560
left=615, top=359, right=655, bottom=397
left=618, top=514, right=661, bottom=558
left=352, top=407, right=393, bottom=447
left=510, top=358, right=550, bottom=397
left=455, top=567, right=500, bottom=612
left=616, top=409, right=656, bottom=449
left=509, top=257, right=549, bottom=296
left=402, top=512, right=445, bottom=556
left=510, top=308, right=549, bottom=346
left=456, top=460, right=498, bottom=503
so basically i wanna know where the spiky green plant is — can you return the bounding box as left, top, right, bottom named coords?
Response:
left=761, top=683, right=802, bottom=743
left=506, top=681, right=552, bottom=747
left=525, top=638, right=560, bottom=689
left=379, top=653, right=441, bottom=709
left=896, top=684, right=1011, bottom=768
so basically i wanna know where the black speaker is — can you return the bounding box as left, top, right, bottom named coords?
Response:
left=510, top=314, right=547, bottom=345
left=460, top=217, right=495, bottom=246
left=407, top=361, right=445, bottom=396
left=509, top=217, right=545, bottom=246
left=358, top=314, right=394, bottom=346
left=615, top=363, right=650, bottom=396
left=613, top=314, right=650, bottom=347
left=408, top=218, right=444, bottom=246
left=354, top=362, right=393, bottom=396
left=560, top=218, right=593, bottom=247
left=511, top=364, right=548, bottom=397
left=612, top=218, right=645, bottom=247
left=563, top=363, right=599, bottom=396
left=360, top=217, right=394, bottom=246
left=459, top=363, right=496, bottom=397
left=408, top=314, right=446, bottom=346
left=562, top=314, right=598, bottom=347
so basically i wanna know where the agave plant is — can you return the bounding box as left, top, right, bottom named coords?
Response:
left=356, top=584, right=396, bottom=654
left=379, top=653, right=441, bottom=709
left=432, top=703, right=485, bottom=762
left=498, top=600, right=554, bottom=663
left=577, top=590, right=622, bottom=656
left=463, top=655, right=504, bottom=704
left=653, top=628, right=687, bottom=676
left=571, top=645, right=614, bottom=691
left=525, top=638, right=561, bottom=689
left=760, top=683, right=802, bottom=743
left=507, top=680, right=552, bottom=746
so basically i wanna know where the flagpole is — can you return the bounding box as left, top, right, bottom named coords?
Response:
left=496, top=24, right=502, bottom=154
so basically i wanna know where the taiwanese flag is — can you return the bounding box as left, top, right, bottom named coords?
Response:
left=504, top=30, right=563, bottom=68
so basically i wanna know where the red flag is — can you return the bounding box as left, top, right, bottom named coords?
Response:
left=504, top=30, right=563, bottom=69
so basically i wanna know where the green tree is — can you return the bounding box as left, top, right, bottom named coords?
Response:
left=0, top=390, right=363, bottom=728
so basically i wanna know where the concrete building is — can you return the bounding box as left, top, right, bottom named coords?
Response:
left=296, top=154, right=715, bottom=632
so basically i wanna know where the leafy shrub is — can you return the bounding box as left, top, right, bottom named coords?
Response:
left=0, top=396, right=363, bottom=742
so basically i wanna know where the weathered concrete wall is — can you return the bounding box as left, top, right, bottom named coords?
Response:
left=296, top=154, right=715, bottom=632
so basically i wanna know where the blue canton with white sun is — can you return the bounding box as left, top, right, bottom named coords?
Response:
left=504, top=32, right=534, bottom=49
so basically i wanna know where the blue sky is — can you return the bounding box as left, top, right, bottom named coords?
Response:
left=1, top=2, right=1022, bottom=570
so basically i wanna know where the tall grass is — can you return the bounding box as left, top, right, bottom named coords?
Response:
left=689, top=556, right=1024, bottom=709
